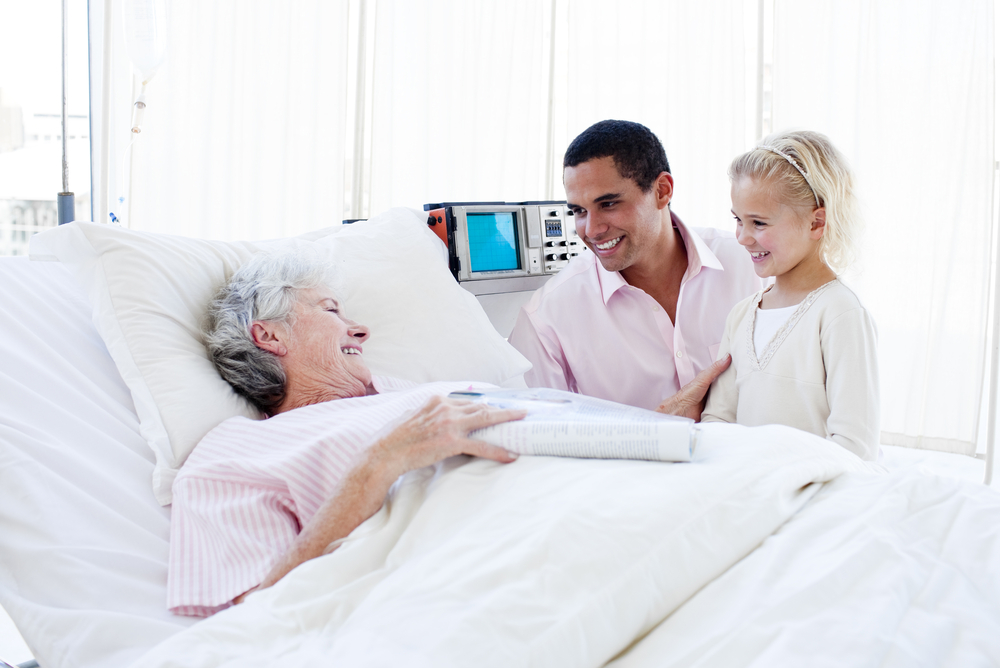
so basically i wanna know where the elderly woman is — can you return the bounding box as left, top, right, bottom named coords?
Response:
left=166, top=252, right=526, bottom=617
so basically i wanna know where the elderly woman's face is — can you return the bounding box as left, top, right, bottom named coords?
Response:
left=286, top=287, right=372, bottom=399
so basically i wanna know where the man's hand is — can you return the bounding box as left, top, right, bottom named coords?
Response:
left=656, top=354, right=731, bottom=421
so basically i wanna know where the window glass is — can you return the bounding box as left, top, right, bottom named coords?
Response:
left=0, top=0, right=90, bottom=256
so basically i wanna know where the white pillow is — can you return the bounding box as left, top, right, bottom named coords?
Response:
left=29, top=208, right=530, bottom=505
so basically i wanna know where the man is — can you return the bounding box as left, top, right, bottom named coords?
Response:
left=509, top=120, right=762, bottom=414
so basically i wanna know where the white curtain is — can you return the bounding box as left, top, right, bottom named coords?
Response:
left=100, top=0, right=748, bottom=235
left=105, top=0, right=351, bottom=239
left=365, top=0, right=552, bottom=214
left=325, top=0, right=748, bottom=226
left=771, top=0, right=995, bottom=454
left=555, top=0, right=749, bottom=231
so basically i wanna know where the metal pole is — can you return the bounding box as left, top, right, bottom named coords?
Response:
left=350, top=0, right=368, bottom=220
left=985, top=159, right=999, bottom=487
left=58, top=0, right=75, bottom=224
left=755, top=0, right=764, bottom=141
left=544, top=0, right=557, bottom=201
left=986, top=7, right=999, bottom=487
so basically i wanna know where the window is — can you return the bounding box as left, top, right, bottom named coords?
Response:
left=0, top=0, right=91, bottom=256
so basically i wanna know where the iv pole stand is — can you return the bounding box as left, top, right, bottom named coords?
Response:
left=57, top=0, right=74, bottom=225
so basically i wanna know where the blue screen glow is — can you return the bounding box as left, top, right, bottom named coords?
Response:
left=467, top=212, right=520, bottom=272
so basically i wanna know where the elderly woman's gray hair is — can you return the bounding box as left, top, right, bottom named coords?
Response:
left=206, top=251, right=338, bottom=414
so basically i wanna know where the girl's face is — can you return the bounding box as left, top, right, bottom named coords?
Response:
left=731, top=175, right=826, bottom=281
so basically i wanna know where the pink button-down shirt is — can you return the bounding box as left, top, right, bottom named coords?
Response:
left=509, top=216, right=763, bottom=411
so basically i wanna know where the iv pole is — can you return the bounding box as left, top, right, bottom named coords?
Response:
left=112, top=0, right=167, bottom=228
left=58, top=0, right=74, bottom=225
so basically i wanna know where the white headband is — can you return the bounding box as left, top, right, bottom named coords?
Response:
left=757, top=146, right=821, bottom=207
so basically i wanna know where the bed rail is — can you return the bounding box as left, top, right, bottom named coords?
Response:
left=0, top=660, right=38, bottom=668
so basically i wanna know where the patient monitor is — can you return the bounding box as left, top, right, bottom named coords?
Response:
left=424, top=201, right=585, bottom=336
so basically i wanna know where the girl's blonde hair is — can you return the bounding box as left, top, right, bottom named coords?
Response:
left=729, top=130, right=861, bottom=273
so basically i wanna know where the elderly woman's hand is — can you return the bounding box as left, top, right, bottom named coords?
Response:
left=656, top=354, right=732, bottom=421
left=371, top=396, right=528, bottom=480
left=242, top=395, right=526, bottom=601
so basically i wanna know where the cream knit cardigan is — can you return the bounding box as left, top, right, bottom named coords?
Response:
left=702, top=279, right=880, bottom=460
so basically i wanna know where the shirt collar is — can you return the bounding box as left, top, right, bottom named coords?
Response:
left=596, top=259, right=630, bottom=304
left=673, top=211, right=724, bottom=278
left=594, top=210, right=725, bottom=305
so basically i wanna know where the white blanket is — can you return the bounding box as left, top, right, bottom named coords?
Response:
left=131, top=424, right=874, bottom=667
left=609, top=466, right=1000, bottom=667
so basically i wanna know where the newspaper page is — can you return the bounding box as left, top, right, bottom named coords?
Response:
left=451, top=388, right=694, bottom=462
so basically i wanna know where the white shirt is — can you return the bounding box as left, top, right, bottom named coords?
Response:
left=753, top=304, right=797, bottom=358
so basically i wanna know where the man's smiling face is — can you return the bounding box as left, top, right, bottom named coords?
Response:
left=564, top=155, right=670, bottom=275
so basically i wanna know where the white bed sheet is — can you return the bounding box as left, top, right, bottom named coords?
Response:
left=0, top=257, right=196, bottom=668
left=881, top=443, right=987, bottom=486
left=0, top=606, right=30, bottom=665
left=608, top=468, right=1000, bottom=667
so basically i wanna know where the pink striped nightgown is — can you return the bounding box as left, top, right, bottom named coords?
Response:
left=167, top=376, right=489, bottom=617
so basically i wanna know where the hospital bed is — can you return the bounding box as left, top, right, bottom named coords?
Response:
left=1, top=208, right=998, bottom=668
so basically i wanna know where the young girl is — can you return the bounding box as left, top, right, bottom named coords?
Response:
left=701, top=130, right=880, bottom=460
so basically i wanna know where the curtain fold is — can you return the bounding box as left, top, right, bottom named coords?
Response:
left=772, top=0, right=995, bottom=454
left=365, top=0, right=551, bottom=214
left=555, top=0, right=747, bottom=231
left=122, top=0, right=351, bottom=239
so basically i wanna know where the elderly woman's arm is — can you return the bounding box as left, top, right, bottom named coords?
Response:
left=238, top=396, right=525, bottom=600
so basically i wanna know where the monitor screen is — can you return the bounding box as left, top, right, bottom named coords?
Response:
left=466, top=212, right=521, bottom=273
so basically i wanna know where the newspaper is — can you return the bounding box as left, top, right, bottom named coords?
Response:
left=451, top=388, right=695, bottom=462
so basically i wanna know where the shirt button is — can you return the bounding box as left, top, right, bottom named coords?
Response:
left=676, top=350, right=683, bottom=358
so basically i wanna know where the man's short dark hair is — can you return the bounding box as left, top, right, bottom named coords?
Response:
left=563, top=120, right=670, bottom=193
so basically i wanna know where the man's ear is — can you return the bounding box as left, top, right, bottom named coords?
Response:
left=654, top=172, right=674, bottom=210
left=810, top=207, right=827, bottom=240
left=251, top=321, right=288, bottom=356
